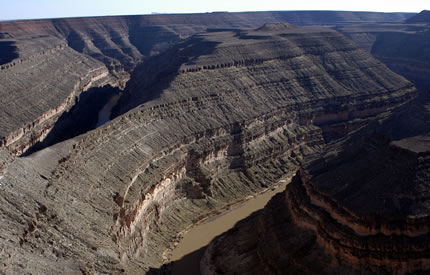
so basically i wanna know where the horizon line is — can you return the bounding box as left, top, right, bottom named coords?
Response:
left=0, top=9, right=421, bottom=22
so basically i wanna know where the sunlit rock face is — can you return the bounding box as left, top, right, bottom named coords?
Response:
left=0, top=12, right=421, bottom=274
left=0, top=11, right=416, bottom=156
left=202, top=91, right=430, bottom=275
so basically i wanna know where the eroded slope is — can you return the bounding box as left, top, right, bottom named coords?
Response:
left=0, top=11, right=419, bottom=157
left=0, top=36, right=122, bottom=155
left=202, top=91, right=430, bottom=275
left=0, top=26, right=417, bottom=274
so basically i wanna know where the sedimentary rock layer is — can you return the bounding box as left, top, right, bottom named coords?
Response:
left=337, top=22, right=430, bottom=90
left=405, top=10, right=430, bottom=24
left=0, top=24, right=417, bottom=274
left=0, top=11, right=419, bottom=156
left=203, top=144, right=430, bottom=274
left=0, top=36, right=122, bottom=155
left=0, top=11, right=414, bottom=70
left=202, top=92, right=430, bottom=274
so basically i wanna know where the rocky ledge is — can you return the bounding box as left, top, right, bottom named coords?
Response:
left=0, top=25, right=418, bottom=274
left=202, top=94, right=430, bottom=274
left=0, top=38, right=124, bottom=155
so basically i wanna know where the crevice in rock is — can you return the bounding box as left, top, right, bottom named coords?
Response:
left=22, top=84, right=121, bottom=156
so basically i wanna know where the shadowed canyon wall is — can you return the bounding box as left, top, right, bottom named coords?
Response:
left=203, top=113, right=430, bottom=274
left=0, top=21, right=418, bottom=274
left=0, top=11, right=418, bottom=155
left=1, top=10, right=429, bottom=275
left=338, top=10, right=430, bottom=91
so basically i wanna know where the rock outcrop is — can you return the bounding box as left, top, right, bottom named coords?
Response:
left=0, top=36, right=123, bottom=155
left=0, top=11, right=419, bottom=156
left=201, top=90, right=430, bottom=274
left=405, top=10, right=430, bottom=24
left=0, top=22, right=417, bottom=275
left=0, top=11, right=415, bottom=70
left=336, top=17, right=430, bottom=91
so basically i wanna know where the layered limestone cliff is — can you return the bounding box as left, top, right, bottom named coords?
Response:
left=202, top=91, right=430, bottom=274
left=0, top=36, right=124, bottom=155
left=203, top=141, right=430, bottom=274
left=0, top=11, right=415, bottom=71
left=337, top=21, right=430, bottom=90
left=0, top=24, right=417, bottom=274
left=0, top=11, right=420, bottom=157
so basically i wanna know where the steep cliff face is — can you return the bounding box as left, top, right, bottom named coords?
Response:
left=204, top=145, right=430, bottom=274
left=0, top=35, right=124, bottom=155
left=0, top=11, right=415, bottom=70
left=202, top=90, right=430, bottom=274
left=0, top=23, right=417, bottom=274
left=0, top=11, right=418, bottom=156
left=405, top=10, right=430, bottom=24
left=370, top=27, right=430, bottom=91
left=120, top=26, right=415, bottom=114
left=337, top=22, right=430, bottom=91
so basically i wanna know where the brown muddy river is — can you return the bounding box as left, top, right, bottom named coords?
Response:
left=169, top=178, right=290, bottom=275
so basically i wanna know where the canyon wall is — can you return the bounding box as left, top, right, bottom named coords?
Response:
left=0, top=11, right=419, bottom=156
left=0, top=36, right=123, bottom=155
left=0, top=11, right=415, bottom=71
left=202, top=86, right=430, bottom=274
left=0, top=23, right=417, bottom=274
left=337, top=11, right=430, bottom=91
left=203, top=137, right=430, bottom=274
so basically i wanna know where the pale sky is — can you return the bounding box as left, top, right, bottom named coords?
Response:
left=0, top=0, right=428, bottom=20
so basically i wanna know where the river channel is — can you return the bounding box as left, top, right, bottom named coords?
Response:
left=169, top=178, right=290, bottom=275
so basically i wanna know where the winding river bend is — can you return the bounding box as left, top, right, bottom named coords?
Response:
left=169, top=178, right=291, bottom=275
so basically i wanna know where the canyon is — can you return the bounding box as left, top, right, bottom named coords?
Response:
left=0, top=10, right=429, bottom=275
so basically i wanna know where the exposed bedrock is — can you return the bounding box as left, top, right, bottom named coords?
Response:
left=0, top=12, right=422, bottom=159
left=0, top=11, right=415, bottom=71
left=337, top=22, right=430, bottom=91
left=0, top=37, right=127, bottom=155
left=203, top=143, right=430, bottom=274
left=371, top=29, right=430, bottom=91
left=405, top=10, right=430, bottom=24
left=0, top=26, right=417, bottom=274
left=22, top=84, right=121, bottom=156
left=202, top=92, right=430, bottom=274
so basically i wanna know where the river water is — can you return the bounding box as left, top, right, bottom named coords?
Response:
left=169, top=178, right=290, bottom=275
left=96, top=94, right=120, bottom=127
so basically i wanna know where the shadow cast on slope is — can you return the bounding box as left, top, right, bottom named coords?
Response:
left=114, top=35, right=221, bottom=115
left=379, top=89, right=430, bottom=140
left=0, top=41, right=18, bottom=65
left=22, top=85, right=120, bottom=156
left=147, top=246, right=207, bottom=275
left=128, top=25, right=182, bottom=56
left=371, top=29, right=430, bottom=90
left=65, top=25, right=182, bottom=71
left=305, top=90, right=430, bottom=218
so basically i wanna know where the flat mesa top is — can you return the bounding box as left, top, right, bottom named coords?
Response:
left=197, top=25, right=336, bottom=45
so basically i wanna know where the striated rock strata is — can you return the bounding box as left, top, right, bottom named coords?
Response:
left=0, top=24, right=418, bottom=274
left=0, top=37, right=123, bottom=155
left=336, top=17, right=430, bottom=91
left=0, top=11, right=420, bottom=156
left=202, top=92, right=430, bottom=274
